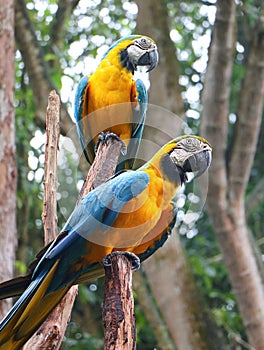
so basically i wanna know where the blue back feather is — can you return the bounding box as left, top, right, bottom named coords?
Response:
left=35, top=171, right=150, bottom=270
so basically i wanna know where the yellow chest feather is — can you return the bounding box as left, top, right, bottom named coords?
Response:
left=88, top=62, right=134, bottom=112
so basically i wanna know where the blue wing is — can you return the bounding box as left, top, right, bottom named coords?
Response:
left=116, top=79, right=148, bottom=171
left=74, top=75, right=91, bottom=162
left=32, top=171, right=150, bottom=286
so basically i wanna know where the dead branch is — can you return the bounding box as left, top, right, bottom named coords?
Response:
left=42, top=90, right=60, bottom=244
left=103, top=253, right=136, bottom=350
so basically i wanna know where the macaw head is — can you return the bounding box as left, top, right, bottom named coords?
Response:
left=103, top=34, right=158, bottom=74
left=155, top=135, right=212, bottom=184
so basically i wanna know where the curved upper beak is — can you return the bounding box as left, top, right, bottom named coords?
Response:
left=183, top=148, right=212, bottom=179
left=137, top=49, right=159, bottom=72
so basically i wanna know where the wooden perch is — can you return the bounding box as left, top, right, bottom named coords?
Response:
left=24, top=90, right=131, bottom=349
left=78, top=135, right=124, bottom=200
left=103, top=253, right=136, bottom=350
left=41, top=90, right=60, bottom=244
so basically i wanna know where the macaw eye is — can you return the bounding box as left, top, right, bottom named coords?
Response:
left=185, top=137, right=200, bottom=148
left=177, top=137, right=201, bottom=152
left=134, top=37, right=155, bottom=50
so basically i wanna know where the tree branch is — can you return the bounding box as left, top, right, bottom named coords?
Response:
left=200, top=0, right=236, bottom=224
left=135, top=0, right=184, bottom=161
left=135, top=0, right=184, bottom=117
left=50, top=0, right=80, bottom=50
left=41, top=91, right=60, bottom=244
left=14, top=0, right=75, bottom=135
left=228, top=6, right=264, bottom=200
left=0, top=0, right=16, bottom=319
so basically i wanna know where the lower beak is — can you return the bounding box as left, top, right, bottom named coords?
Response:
left=137, top=49, right=159, bottom=72
left=183, top=150, right=212, bottom=178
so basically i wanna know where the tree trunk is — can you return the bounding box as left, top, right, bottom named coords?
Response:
left=136, top=1, right=226, bottom=349
left=144, top=231, right=225, bottom=350
left=200, top=1, right=264, bottom=348
left=0, top=0, right=17, bottom=319
left=135, top=0, right=184, bottom=162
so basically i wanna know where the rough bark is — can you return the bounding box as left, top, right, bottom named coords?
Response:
left=200, top=1, right=264, bottom=348
left=79, top=139, right=123, bottom=198
left=42, top=91, right=60, bottom=245
left=136, top=1, right=226, bottom=349
left=103, top=254, right=136, bottom=350
left=0, top=0, right=17, bottom=319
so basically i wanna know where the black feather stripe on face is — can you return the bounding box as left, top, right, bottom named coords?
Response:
left=120, top=49, right=135, bottom=73
left=160, top=154, right=187, bottom=185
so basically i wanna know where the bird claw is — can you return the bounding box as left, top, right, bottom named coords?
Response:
left=102, top=251, right=141, bottom=271
left=95, top=132, right=127, bottom=155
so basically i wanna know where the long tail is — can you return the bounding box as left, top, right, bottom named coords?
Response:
left=0, top=241, right=55, bottom=301
left=0, top=275, right=31, bottom=300
left=0, top=261, right=69, bottom=350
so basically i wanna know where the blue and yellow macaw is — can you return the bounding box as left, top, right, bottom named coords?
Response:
left=0, top=135, right=212, bottom=349
left=74, top=34, right=158, bottom=170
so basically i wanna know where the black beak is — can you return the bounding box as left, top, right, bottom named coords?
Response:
left=137, top=49, right=159, bottom=72
left=183, top=150, right=212, bottom=179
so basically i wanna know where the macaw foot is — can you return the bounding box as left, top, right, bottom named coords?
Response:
left=95, top=132, right=127, bottom=155
left=102, top=251, right=141, bottom=271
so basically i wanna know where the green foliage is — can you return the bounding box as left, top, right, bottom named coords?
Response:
left=62, top=322, right=104, bottom=350
left=134, top=301, right=159, bottom=348
left=182, top=211, right=246, bottom=342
